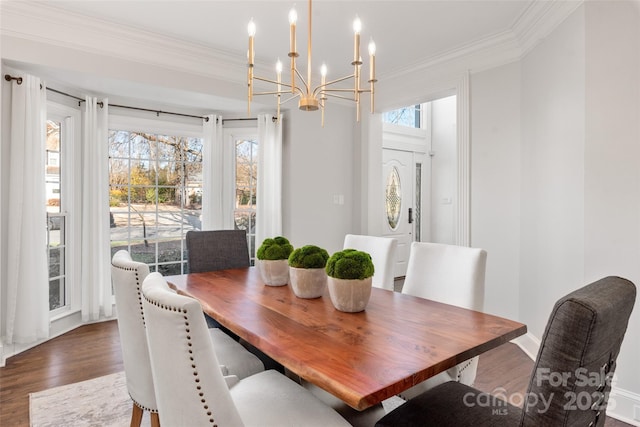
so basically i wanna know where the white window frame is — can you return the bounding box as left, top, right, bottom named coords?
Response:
left=109, top=114, right=205, bottom=274
left=47, top=102, right=81, bottom=320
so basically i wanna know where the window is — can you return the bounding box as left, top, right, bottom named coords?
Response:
left=234, top=138, right=258, bottom=263
left=383, top=104, right=422, bottom=128
left=46, top=102, right=80, bottom=316
left=46, top=119, right=66, bottom=311
left=109, top=130, right=203, bottom=275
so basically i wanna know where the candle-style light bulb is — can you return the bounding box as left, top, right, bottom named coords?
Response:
left=288, top=6, right=298, bottom=93
left=352, top=16, right=362, bottom=65
left=248, top=19, right=256, bottom=66
left=321, top=63, right=327, bottom=78
left=276, top=59, right=283, bottom=74
left=353, top=16, right=362, bottom=34
left=288, top=7, right=297, bottom=55
left=368, top=39, right=376, bottom=83
left=288, top=7, right=297, bottom=25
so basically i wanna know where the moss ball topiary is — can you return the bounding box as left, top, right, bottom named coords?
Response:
left=325, top=249, right=375, bottom=280
left=256, top=236, right=294, bottom=260
left=288, top=245, right=330, bottom=269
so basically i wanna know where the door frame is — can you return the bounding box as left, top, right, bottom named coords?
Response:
left=360, top=72, right=469, bottom=247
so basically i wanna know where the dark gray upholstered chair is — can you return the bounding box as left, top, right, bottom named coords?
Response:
left=375, top=276, right=636, bottom=427
left=185, top=229, right=283, bottom=372
left=185, top=229, right=250, bottom=273
left=185, top=229, right=249, bottom=333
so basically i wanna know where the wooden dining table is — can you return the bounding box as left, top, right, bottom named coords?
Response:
left=166, top=267, right=527, bottom=411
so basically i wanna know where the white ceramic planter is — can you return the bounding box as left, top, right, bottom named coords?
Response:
left=327, top=276, right=373, bottom=312
left=257, top=259, right=289, bottom=286
left=289, top=267, right=327, bottom=299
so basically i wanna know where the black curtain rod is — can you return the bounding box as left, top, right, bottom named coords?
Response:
left=5, top=73, right=209, bottom=122
left=222, top=118, right=257, bottom=124
left=222, top=117, right=277, bottom=123
left=109, top=104, right=209, bottom=122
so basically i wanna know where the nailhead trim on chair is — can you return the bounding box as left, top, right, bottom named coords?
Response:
left=143, top=293, right=217, bottom=426
left=131, top=396, right=159, bottom=414
left=456, top=359, right=474, bottom=381
left=112, top=260, right=158, bottom=417
left=111, top=263, right=147, bottom=327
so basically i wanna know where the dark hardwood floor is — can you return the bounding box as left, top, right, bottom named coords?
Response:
left=0, top=321, right=124, bottom=427
left=474, top=343, right=631, bottom=427
left=0, top=320, right=633, bottom=426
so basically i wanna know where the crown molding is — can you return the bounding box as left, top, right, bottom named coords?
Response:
left=381, top=0, right=584, bottom=83
left=511, top=0, right=584, bottom=56
left=0, top=1, right=247, bottom=85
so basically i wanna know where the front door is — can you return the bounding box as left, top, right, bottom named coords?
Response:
left=382, top=149, right=415, bottom=278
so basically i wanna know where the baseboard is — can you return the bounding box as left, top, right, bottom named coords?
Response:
left=608, top=388, right=640, bottom=426
left=510, top=332, right=640, bottom=425
left=511, top=331, right=539, bottom=361
left=0, top=340, right=6, bottom=367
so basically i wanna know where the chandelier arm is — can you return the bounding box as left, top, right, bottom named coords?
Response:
left=254, top=76, right=294, bottom=90
left=322, top=74, right=357, bottom=88
left=280, top=94, right=301, bottom=106
left=319, top=87, right=372, bottom=94
left=293, top=67, right=310, bottom=93
left=254, top=76, right=304, bottom=97
left=313, top=74, right=358, bottom=97
left=253, top=90, right=288, bottom=96
left=321, top=92, right=359, bottom=101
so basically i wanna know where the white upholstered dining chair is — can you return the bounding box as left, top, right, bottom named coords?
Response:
left=343, top=234, right=398, bottom=290
left=141, top=272, right=351, bottom=427
left=111, top=250, right=265, bottom=426
left=400, top=241, right=487, bottom=399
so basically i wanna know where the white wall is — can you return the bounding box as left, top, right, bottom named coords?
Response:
left=584, top=0, right=640, bottom=416
left=282, top=105, right=357, bottom=255
left=519, top=4, right=586, bottom=339
left=471, top=3, right=640, bottom=422
left=470, top=62, right=522, bottom=320
left=430, top=95, right=457, bottom=245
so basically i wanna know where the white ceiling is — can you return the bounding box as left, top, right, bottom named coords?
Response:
left=49, top=0, right=531, bottom=79
left=3, top=0, right=556, bottom=113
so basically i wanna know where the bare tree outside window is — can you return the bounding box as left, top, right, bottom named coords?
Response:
left=234, top=138, right=258, bottom=263
left=109, top=130, right=203, bottom=275
left=383, top=105, right=421, bottom=128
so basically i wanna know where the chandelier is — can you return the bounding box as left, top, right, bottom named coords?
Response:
left=247, top=0, right=377, bottom=126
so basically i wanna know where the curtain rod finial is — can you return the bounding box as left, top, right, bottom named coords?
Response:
left=4, top=74, right=23, bottom=85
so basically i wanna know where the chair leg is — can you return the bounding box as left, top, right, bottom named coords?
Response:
left=150, top=412, right=161, bottom=427
left=130, top=403, right=144, bottom=427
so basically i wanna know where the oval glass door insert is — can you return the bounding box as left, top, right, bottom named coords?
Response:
left=385, top=166, right=401, bottom=230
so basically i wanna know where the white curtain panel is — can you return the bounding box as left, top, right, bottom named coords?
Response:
left=81, top=97, right=111, bottom=321
left=202, top=114, right=224, bottom=230
left=6, top=74, right=49, bottom=344
left=255, top=114, right=283, bottom=247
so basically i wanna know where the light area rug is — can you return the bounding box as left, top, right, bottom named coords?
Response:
left=30, top=371, right=405, bottom=427
left=29, top=371, right=151, bottom=427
